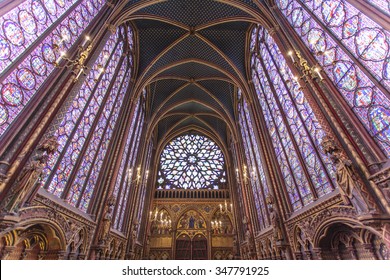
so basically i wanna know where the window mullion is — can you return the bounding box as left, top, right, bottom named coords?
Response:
left=257, top=53, right=319, bottom=200
left=242, top=106, right=270, bottom=227
left=58, top=40, right=121, bottom=199
left=239, top=111, right=264, bottom=230
left=120, top=112, right=145, bottom=232
left=114, top=104, right=143, bottom=230
left=112, top=101, right=141, bottom=227
left=265, top=43, right=336, bottom=192
left=75, top=60, right=128, bottom=209
left=253, top=63, right=305, bottom=209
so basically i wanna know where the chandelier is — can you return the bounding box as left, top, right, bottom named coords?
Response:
left=236, top=165, right=256, bottom=185
left=219, top=200, right=233, bottom=215
left=126, top=166, right=149, bottom=186
left=211, top=219, right=222, bottom=234
left=287, top=49, right=324, bottom=86
left=52, top=35, right=104, bottom=82
left=150, top=208, right=172, bottom=234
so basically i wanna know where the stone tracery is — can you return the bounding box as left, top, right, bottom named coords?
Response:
left=0, top=0, right=389, bottom=260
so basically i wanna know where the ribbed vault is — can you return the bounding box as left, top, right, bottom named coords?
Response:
left=110, top=0, right=277, bottom=148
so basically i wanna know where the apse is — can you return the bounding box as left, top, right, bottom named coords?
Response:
left=0, top=0, right=388, bottom=262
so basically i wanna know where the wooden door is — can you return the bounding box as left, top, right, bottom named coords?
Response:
left=175, top=234, right=191, bottom=259
left=192, top=234, right=207, bottom=260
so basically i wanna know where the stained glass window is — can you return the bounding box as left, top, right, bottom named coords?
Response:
left=276, top=0, right=390, bottom=157
left=44, top=31, right=120, bottom=198
left=117, top=111, right=144, bottom=231
left=0, top=0, right=77, bottom=73
left=40, top=25, right=135, bottom=212
left=158, top=134, right=226, bottom=189
left=229, top=140, right=245, bottom=236
left=238, top=94, right=269, bottom=229
left=366, top=0, right=390, bottom=15
left=113, top=96, right=145, bottom=232
left=0, top=0, right=104, bottom=138
left=137, top=141, right=153, bottom=235
left=68, top=51, right=128, bottom=211
left=250, top=26, right=335, bottom=211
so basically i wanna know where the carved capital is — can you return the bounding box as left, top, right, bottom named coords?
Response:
left=107, top=24, right=117, bottom=34
left=312, top=248, right=323, bottom=260
left=107, top=194, right=116, bottom=206
left=56, top=250, right=67, bottom=260
left=268, top=25, right=280, bottom=36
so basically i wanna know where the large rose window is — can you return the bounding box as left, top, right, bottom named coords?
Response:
left=157, top=134, right=226, bottom=189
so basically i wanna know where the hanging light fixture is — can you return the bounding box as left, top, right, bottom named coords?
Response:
left=52, top=35, right=105, bottom=82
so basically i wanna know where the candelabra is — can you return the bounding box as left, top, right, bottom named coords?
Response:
left=287, top=49, right=324, bottom=86
left=236, top=165, right=252, bottom=185
left=126, top=166, right=149, bottom=186
left=211, top=219, right=222, bottom=234
left=150, top=208, right=172, bottom=234
left=52, top=35, right=105, bottom=82
left=219, top=199, right=233, bottom=215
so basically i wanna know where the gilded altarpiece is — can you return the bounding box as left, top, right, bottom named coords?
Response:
left=147, top=198, right=235, bottom=260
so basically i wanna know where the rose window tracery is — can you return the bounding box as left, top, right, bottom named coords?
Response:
left=157, top=134, right=226, bottom=189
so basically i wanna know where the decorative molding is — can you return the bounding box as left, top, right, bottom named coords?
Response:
left=369, top=161, right=390, bottom=203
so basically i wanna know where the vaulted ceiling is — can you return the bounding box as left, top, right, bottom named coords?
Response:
left=113, top=0, right=276, bottom=149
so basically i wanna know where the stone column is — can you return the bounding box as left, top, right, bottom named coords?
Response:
left=294, top=251, right=303, bottom=260
left=362, top=243, right=377, bottom=260
left=0, top=246, right=15, bottom=260
left=312, top=248, right=323, bottom=260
